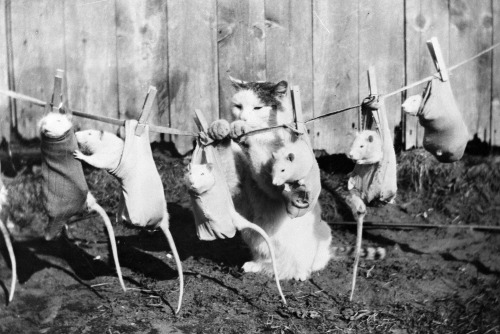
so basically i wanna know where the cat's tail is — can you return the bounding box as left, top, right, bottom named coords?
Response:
left=331, top=245, right=386, bottom=261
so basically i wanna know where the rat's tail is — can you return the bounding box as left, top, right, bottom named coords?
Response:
left=232, top=210, right=287, bottom=305
left=159, top=214, right=184, bottom=315
left=87, top=193, right=126, bottom=292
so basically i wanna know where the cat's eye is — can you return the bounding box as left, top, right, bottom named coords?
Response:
left=254, top=106, right=263, bottom=110
left=234, top=104, right=242, bottom=109
left=360, top=145, right=364, bottom=148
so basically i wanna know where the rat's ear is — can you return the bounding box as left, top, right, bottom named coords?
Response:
left=367, top=135, right=373, bottom=143
left=206, top=163, right=214, bottom=171
left=272, top=152, right=278, bottom=160
left=287, top=152, right=295, bottom=162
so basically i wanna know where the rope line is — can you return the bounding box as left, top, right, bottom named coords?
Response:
left=0, top=42, right=498, bottom=137
left=0, top=89, right=197, bottom=137
left=234, top=123, right=304, bottom=141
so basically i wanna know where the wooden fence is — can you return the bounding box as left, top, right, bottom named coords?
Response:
left=0, top=0, right=498, bottom=155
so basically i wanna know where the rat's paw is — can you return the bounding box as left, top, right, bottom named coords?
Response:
left=242, top=261, right=263, bottom=273
left=208, top=119, right=230, bottom=140
left=73, top=150, right=85, bottom=160
left=230, top=120, right=250, bottom=139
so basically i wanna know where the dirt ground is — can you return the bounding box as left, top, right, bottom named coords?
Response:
left=0, top=148, right=499, bottom=334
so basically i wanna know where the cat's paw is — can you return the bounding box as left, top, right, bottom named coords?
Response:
left=242, top=261, right=263, bottom=273
left=293, top=272, right=310, bottom=281
left=230, top=120, right=251, bottom=139
left=208, top=119, right=230, bottom=140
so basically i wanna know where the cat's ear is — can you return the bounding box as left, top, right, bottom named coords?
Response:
left=274, top=81, right=288, bottom=95
left=287, top=152, right=295, bottom=162
left=229, top=75, right=247, bottom=90
left=206, top=163, right=214, bottom=171
left=272, top=152, right=278, bottom=160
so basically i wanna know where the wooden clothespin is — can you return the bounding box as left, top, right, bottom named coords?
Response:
left=135, top=86, right=157, bottom=136
left=290, top=86, right=306, bottom=134
left=50, top=69, right=65, bottom=114
left=426, top=37, right=449, bottom=82
left=365, top=66, right=382, bottom=131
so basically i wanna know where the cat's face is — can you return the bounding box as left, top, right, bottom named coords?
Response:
left=230, top=78, right=293, bottom=128
left=186, top=163, right=216, bottom=194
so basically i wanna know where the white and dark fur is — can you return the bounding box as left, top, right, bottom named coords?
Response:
left=209, top=77, right=385, bottom=281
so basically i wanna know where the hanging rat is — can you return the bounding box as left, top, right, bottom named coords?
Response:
left=74, top=121, right=184, bottom=313
left=38, top=112, right=126, bottom=292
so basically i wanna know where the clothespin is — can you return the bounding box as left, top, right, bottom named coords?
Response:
left=290, top=86, right=305, bottom=134
left=135, top=86, right=157, bottom=136
left=193, top=109, right=214, bottom=147
left=50, top=69, right=65, bottom=114
left=426, top=37, right=449, bottom=82
left=365, top=66, right=382, bottom=131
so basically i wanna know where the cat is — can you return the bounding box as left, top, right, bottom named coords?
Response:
left=208, top=77, right=332, bottom=280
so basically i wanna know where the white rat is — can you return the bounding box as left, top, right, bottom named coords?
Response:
left=38, top=111, right=73, bottom=138
left=38, top=113, right=126, bottom=292
left=74, top=130, right=124, bottom=171
left=401, top=94, right=423, bottom=116
left=74, top=128, right=184, bottom=313
left=271, top=140, right=314, bottom=191
left=186, top=163, right=287, bottom=304
left=347, top=130, right=383, bottom=165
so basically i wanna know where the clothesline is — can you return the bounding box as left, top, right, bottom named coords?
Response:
left=305, top=41, right=500, bottom=122
left=0, top=89, right=198, bottom=137
left=0, top=41, right=498, bottom=140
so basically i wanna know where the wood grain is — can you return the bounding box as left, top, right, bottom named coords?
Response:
left=217, top=0, right=266, bottom=119
left=64, top=0, right=119, bottom=134
left=404, top=0, right=450, bottom=150
left=0, top=0, right=10, bottom=142
left=115, top=0, right=168, bottom=142
left=359, top=0, right=405, bottom=146
left=167, top=0, right=218, bottom=154
left=10, top=0, right=65, bottom=138
left=492, top=0, right=500, bottom=147
left=265, top=0, right=314, bottom=144
left=449, top=0, right=493, bottom=142
left=312, top=0, right=359, bottom=154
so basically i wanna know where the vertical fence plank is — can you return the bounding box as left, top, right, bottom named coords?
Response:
left=217, top=0, right=266, bottom=119
left=10, top=0, right=65, bottom=139
left=168, top=0, right=218, bottom=154
left=312, top=0, right=359, bottom=154
left=449, top=0, right=493, bottom=143
left=265, top=0, right=314, bottom=143
left=0, top=0, right=10, bottom=142
left=359, top=0, right=405, bottom=144
left=64, top=0, right=119, bottom=133
left=115, top=0, right=169, bottom=142
left=493, top=0, right=500, bottom=147
left=404, top=0, right=449, bottom=150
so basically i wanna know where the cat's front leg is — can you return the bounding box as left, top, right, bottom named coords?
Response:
left=208, top=119, right=231, bottom=140
left=230, top=120, right=251, bottom=139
